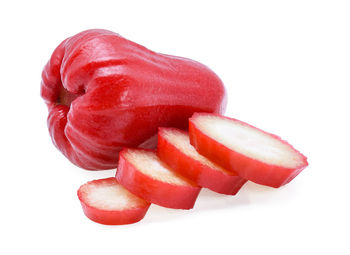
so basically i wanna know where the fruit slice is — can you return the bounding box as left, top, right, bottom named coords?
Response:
left=77, top=177, right=150, bottom=225
left=189, top=113, right=308, bottom=188
left=158, top=128, right=247, bottom=195
left=116, top=148, right=201, bottom=209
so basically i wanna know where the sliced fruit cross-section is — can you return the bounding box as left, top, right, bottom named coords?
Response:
left=189, top=113, right=308, bottom=188
left=158, top=128, right=247, bottom=195
left=116, top=148, right=201, bottom=209
left=77, top=177, right=150, bottom=225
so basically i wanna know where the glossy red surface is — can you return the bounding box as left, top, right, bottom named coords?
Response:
left=41, top=29, right=227, bottom=170
left=189, top=113, right=308, bottom=188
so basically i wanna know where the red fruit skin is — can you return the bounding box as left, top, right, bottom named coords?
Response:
left=116, top=149, right=201, bottom=210
left=41, top=29, right=227, bottom=170
left=157, top=128, right=247, bottom=195
left=189, top=113, right=308, bottom=188
left=77, top=178, right=151, bottom=225
left=78, top=200, right=150, bottom=225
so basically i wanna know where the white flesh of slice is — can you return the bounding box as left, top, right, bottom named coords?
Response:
left=124, top=150, right=191, bottom=186
left=192, top=115, right=305, bottom=169
left=81, top=179, right=146, bottom=211
left=162, top=129, right=232, bottom=174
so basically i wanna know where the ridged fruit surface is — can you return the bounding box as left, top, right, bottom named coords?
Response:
left=41, top=29, right=227, bottom=170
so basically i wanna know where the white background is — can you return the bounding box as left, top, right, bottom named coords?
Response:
left=1, top=1, right=349, bottom=254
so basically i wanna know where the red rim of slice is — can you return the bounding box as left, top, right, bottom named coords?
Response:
left=158, top=127, right=247, bottom=195
left=189, top=113, right=308, bottom=188
left=116, top=148, right=201, bottom=209
left=77, top=177, right=150, bottom=225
